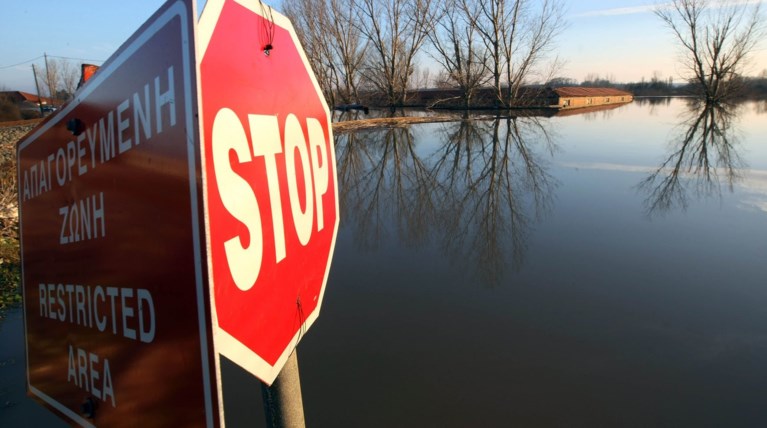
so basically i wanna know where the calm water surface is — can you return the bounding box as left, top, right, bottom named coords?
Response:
left=2, top=98, right=766, bottom=426
left=298, top=98, right=767, bottom=427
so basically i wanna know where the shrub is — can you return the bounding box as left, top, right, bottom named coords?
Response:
left=0, top=96, right=22, bottom=122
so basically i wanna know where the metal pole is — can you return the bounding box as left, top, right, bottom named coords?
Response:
left=260, top=350, right=306, bottom=428
left=31, top=64, right=44, bottom=116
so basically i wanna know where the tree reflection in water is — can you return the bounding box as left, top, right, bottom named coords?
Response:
left=336, top=125, right=441, bottom=251
left=335, top=115, right=557, bottom=286
left=633, top=96, right=673, bottom=117
left=755, top=100, right=767, bottom=115
left=639, top=100, right=745, bottom=216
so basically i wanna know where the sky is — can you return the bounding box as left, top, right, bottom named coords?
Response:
left=1, top=0, right=765, bottom=94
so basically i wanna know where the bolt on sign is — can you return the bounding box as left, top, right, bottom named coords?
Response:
left=16, top=0, right=338, bottom=426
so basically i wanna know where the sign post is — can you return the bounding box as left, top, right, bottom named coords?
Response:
left=17, top=0, right=338, bottom=426
left=260, top=351, right=305, bottom=427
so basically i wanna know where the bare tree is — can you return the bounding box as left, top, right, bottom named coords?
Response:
left=427, top=0, right=489, bottom=108
left=58, top=59, right=79, bottom=99
left=356, top=0, right=438, bottom=107
left=33, top=57, right=79, bottom=101
left=655, top=0, right=765, bottom=101
left=471, top=0, right=504, bottom=105
left=284, top=0, right=369, bottom=107
left=327, top=0, right=369, bottom=103
left=470, top=0, right=565, bottom=107
left=500, top=0, right=564, bottom=105
left=35, top=58, right=59, bottom=100
left=284, top=0, right=338, bottom=106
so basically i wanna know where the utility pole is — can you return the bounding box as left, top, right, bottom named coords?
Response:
left=31, top=64, right=45, bottom=116
left=44, top=52, right=53, bottom=101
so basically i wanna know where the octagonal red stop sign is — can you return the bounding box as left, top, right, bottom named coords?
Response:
left=198, top=0, right=339, bottom=385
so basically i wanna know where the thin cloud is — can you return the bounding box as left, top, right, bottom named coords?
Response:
left=575, top=0, right=763, bottom=18
left=574, top=5, right=657, bottom=18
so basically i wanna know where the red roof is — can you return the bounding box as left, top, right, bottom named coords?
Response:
left=0, top=91, right=56, bottom=104
left=553, top=87, right=633, bottom=97
left=18, top=91, right=44, bottom=102
left=0, top=91, right=54, bottom=104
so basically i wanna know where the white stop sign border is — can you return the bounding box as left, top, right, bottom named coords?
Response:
left=197, top=0, right=339, bottom=389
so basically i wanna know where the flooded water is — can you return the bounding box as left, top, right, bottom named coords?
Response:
left=297, top=98, right=767, bottom=427
left=3, top=98, right=767, bottom=426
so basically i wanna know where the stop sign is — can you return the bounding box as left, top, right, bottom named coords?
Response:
left=198, top=0, right=339, bottom=385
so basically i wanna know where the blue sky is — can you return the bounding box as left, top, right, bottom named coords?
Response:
left=1, top=0, right=765, bottom=93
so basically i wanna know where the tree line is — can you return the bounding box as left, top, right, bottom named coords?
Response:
left=283, top=0, right=764, bottom=109
left=283, top=0, right=565, bottom=109
left=6, top=0, right=763, bottom=117
left=559, top=69, right=767, bottom=99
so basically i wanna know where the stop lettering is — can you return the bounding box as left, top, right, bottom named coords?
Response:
left=199, top=0, right=339, bottom=385
left=211, top=110, right=330, bottom=290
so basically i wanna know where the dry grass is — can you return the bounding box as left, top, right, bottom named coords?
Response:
left=332, top=115, right=465, bottom=133
left=0, top=118, right=42, bottom=128
left=0, top=124, right=31, bottom=306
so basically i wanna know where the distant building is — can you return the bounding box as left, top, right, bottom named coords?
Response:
left=389, top=85, right=635, bottom=110
left=545, top=87, right=634, bottom=109
left=0, top=91, right=57, bottom=112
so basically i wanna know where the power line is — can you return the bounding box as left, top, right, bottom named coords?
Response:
left=46, top=54, right=105, bottom=64
left=0, top=56, right=43, bottom=70
left=0, top=54, right=106, bottom=71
